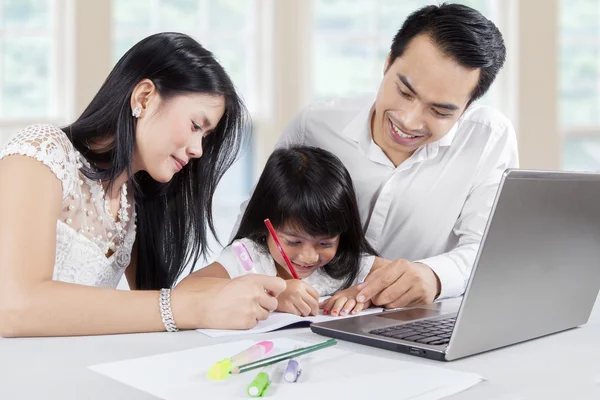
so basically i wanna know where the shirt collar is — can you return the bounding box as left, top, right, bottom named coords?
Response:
left=341, top=101, right=374, bottom=148
left=437, top=119, right=459, bottom=147
left=341, top=102, right=394, bottom=167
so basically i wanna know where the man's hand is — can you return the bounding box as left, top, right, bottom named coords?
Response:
left=356, top=259, right=441, bottom=308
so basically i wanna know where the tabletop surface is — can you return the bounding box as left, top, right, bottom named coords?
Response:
left=1, top=296, right=599, bottom=399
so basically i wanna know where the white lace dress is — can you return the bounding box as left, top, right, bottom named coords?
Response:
left=0, top=124, right=136, bottom=288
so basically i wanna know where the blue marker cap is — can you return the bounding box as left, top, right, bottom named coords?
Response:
left=283, top=359, right=301, bottom=383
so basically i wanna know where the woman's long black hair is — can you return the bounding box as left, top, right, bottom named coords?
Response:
left=62, top=32, right=249, bottom=290
left=233, top=146, right=377, bottom=290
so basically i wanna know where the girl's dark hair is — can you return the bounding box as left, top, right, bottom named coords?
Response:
left=62, top=32, right=250, bottom=290
left=234, top=146, right=377, bottom=290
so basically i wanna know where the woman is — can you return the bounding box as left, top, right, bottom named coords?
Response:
left=0, top=32, right=285, bottom=337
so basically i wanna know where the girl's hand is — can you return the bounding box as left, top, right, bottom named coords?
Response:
left=319, top=285, right=371, bottom=316
left=275, top=280, right=320, bottom=316
left=173, top=274, right=286, bottom=330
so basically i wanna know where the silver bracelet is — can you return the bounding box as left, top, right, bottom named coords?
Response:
left=159, top=288, right=179, bottom=332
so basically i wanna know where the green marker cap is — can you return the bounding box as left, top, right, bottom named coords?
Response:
left=247, top=371, right=271, bottom=397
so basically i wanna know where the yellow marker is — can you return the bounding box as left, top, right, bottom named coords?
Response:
left=207, top=358, right=234, bottom=380
left=207, top=341, right=274, bottom=381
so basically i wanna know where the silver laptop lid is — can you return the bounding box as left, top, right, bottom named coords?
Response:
left=446, top=169, right=600, bottom=360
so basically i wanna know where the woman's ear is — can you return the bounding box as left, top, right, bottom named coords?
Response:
left=130, top=79, right=157, bottom=118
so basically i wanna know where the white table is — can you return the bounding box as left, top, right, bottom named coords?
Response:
left=2, top=296, right=599, bottom=399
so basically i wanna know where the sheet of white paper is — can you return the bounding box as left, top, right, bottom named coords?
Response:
left=196, top=305, right=384, bottom=338
left=196, top=296, right=383, bottom=338
left=89, top=338, right=483, bottom=400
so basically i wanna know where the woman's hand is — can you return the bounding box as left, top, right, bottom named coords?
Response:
left=172, top=274, right=286, bottom=330
left=275, top=280, right=320, bottom=317
left=319, top=285, right=371, bottom=316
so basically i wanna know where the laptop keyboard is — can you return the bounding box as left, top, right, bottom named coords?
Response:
left=369, top=317, right=456, bottom=346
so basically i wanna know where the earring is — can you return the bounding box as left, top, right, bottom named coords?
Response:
left=132, top=106, right=141, bottom=118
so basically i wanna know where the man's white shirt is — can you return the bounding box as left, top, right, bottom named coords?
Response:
left=237, top=94, right=518, bottom=299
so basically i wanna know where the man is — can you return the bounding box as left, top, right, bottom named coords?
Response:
left=241, top=3, right=518, bottom=309
left=351, top=5, right=519, bottom=308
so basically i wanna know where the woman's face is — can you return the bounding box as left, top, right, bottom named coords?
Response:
left=134, top=89, right=225, bottom=183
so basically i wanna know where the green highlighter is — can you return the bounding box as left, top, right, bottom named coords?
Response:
left=242, top=339, right=338, bottom=397
left=246, top=364, right=275, bottom=397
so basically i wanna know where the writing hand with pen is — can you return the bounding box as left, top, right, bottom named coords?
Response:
left=275, top=279, right=320, bottom=317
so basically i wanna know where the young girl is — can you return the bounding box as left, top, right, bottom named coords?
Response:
left=0, top=32, right=285, bottom=337
left=181, top=146, right=384, bottom=317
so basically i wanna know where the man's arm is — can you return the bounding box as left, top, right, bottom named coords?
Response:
left=418, top=123, right=519, bottom=299
left=358, top=122, right=519, bottom=306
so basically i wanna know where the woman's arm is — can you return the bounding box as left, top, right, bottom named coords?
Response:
left=0, top=155, right=175, bottom=336
left=0, top=156, right=285, bottom=337
left=125, top=241, right=138, bottom=289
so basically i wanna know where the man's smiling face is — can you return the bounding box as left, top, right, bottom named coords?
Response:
left=372, top=34, right=480, bottom=166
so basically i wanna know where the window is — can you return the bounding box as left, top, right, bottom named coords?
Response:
left=0, top=0, right=64, bottom=146
left=312, top=0, right=499, bottom=107
left=112, top=0, right=260, bottom=114
left=560, top=0, right=600, bottom=171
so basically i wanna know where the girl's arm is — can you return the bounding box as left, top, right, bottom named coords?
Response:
left=178, top=238, right=256, bottom=286
left=177, top=262, right=232, bottom=289
left=0, top=156, right=284, bottom=337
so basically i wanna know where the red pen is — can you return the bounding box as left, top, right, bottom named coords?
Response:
left=264, top=218, right=300, bottom=279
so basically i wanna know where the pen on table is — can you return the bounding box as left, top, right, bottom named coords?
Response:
left=207, top=341, right=274, bottom=380
left=232, top=339, right=337, bottom=375
left=283, top=345, right=302, bottom=383
left=264, top=218, right=300, bottom=279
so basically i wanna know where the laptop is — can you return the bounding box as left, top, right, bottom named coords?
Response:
left=311, top=169, right=600, bottom=361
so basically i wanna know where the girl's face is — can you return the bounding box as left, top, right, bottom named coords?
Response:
left=267, top=223, right=340, bottom=279
left=133, top=81, right=225, bottom=182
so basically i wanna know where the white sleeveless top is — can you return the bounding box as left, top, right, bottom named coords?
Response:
left=0, top=124, right=136, bottom=288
